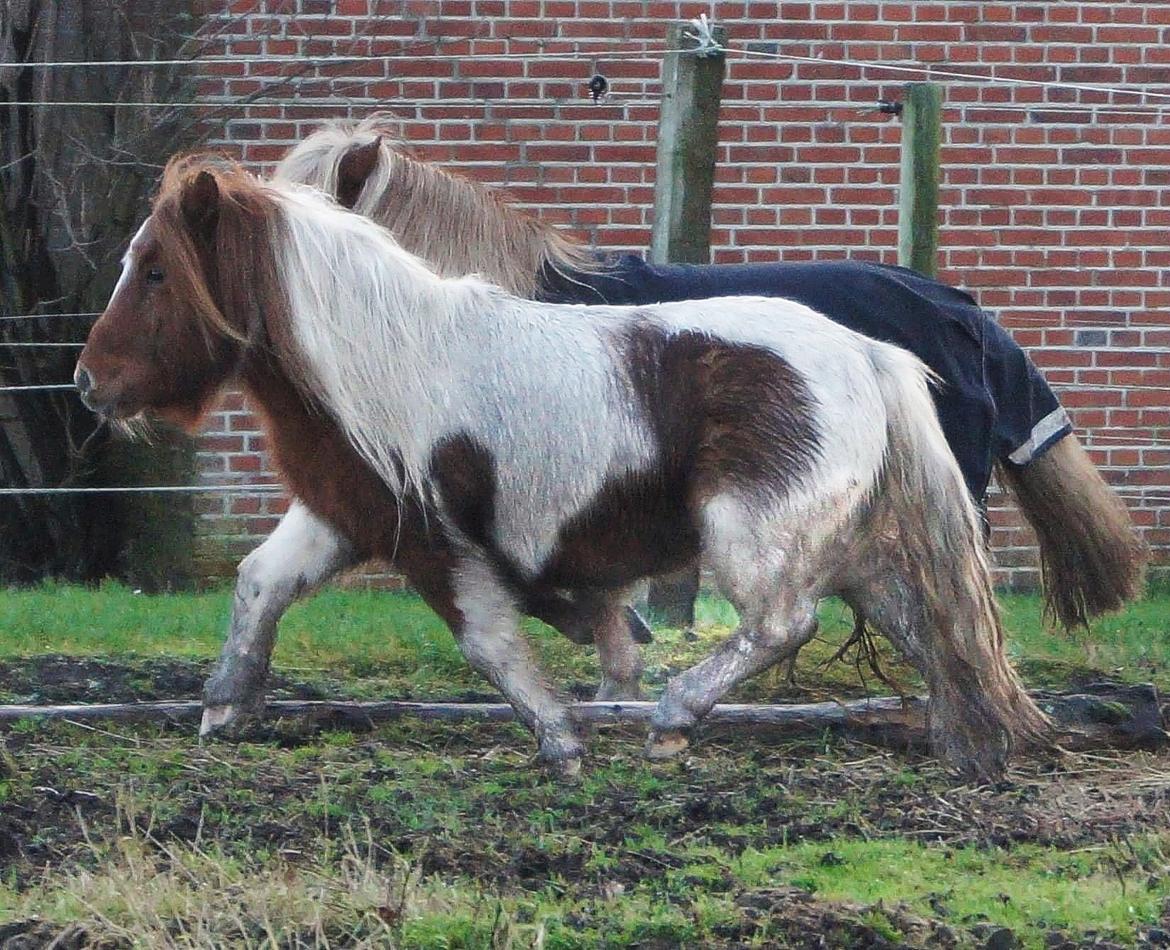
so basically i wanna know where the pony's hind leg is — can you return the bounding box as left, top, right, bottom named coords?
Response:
left=201, top=502, right=356, bottom=737
left=453, top=557, right=586, bottom=775
left=843, top=569, right=1045, bottom=780
left=647, top=495, right=821, bottom=757
left=523, top=591, right=647, bottom=700
left=647, top=596, right=819, bottom=757
left=645, top=596, right=819, bottom=762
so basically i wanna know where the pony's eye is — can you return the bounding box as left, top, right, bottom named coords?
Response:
left=144, top=267, right=164, bottom=284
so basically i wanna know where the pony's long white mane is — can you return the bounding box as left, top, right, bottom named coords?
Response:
left=269, top=181, right=486, bottom=500
left=267, top=180, right=661, bottom=571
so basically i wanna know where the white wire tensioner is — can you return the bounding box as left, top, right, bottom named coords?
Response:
left=684, top=14, right=724, bottom=58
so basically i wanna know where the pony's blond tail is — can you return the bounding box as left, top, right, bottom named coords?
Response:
left=868, top=343, right=1050, bottom=778
left=997, top=438, right=1147, bottom=629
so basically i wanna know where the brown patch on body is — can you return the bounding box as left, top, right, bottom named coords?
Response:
left=426, top=432, right=686, bottom=612
left=538, top=471, right=700, bottom=590
left=618, top=324, right=821, bottom=504
left=428, top=434, right=497, bottom=554
left=536, top=324, right=822, bottom=590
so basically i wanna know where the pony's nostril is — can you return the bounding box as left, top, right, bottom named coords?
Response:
left=74, top=365, right=94, bottom=396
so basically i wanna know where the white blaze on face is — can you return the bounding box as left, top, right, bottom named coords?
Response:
left=108, top=218, right=153, bottom=306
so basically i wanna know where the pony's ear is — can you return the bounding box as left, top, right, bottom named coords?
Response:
left=336, top=137, right=382, bottom=209
left=180, top=170, right=220, bottom=239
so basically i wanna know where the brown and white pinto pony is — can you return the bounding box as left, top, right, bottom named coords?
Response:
left=77, top=155, right=1049, bottom=778
left=274, top=119, right=1146, bottom=639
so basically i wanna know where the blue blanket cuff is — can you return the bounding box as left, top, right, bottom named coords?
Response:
left=1007, top=407, right=1073, bottom=465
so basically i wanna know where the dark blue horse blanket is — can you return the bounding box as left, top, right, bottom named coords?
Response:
left=540, top=256, right=1070, bottom=503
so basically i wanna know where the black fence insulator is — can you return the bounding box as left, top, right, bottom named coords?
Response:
left=587, top=74, right=609, bottom=102
left=878, top=98, right=904, bottom=116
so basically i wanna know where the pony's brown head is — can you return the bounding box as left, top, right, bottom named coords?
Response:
left=76, top=156, right=279, bottom=431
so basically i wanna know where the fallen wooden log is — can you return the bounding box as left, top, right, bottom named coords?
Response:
left=0, top=682, right=1163, bottom=751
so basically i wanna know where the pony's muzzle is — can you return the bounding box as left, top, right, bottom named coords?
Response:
left=74, top=364, right=97, bottom=408
left=74, top=362, right=93, bottom=395
left=74, top=361, right=115, bottom=416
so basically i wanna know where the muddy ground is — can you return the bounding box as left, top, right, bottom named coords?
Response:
left=1, top=656, right=1168, bottom=948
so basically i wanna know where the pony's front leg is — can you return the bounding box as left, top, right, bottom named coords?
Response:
left=453, top=558, right=585, bottom=775
left=201, top=502, right=356, bottom=737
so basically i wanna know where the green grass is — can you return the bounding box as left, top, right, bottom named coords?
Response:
left=0, top=582, right=460, bottom=667
left=737, top=837, right=1167, bottom=939
left=999, top=594, right=1170, bottom=687
left=0, top=584, right=1168, bottom=947
left=1, top=582, right=1167, bottom=696
left=0, top=582, right=1149, bottom=675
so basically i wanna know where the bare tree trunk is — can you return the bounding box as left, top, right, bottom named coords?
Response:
left=0, top=0, right=204, bottom=587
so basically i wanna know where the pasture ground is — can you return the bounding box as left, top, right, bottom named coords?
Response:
left=0, top=585, right=1167, bottom=948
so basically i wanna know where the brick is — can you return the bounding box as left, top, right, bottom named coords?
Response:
left=1064, top=147, right=1123, bottom=164
left=185, top=1, right=1170, bottom=581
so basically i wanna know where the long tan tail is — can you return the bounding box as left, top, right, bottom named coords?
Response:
left=997, top=435, right=1147, bottom=629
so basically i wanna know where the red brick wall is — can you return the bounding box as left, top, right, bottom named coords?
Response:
left=192, top=0, right=1170, bottom=589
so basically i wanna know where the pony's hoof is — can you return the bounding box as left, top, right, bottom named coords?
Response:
left=645, top=730, right=689, bottom=760
left=200, top=704, right=236, bottom=737
left=199, top=704, right=262, bottom=740
left=537, top=729, right=586, bottom=778
left=539, top=746, right=584, bottom=779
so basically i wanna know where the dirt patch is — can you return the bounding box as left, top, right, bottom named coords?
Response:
left=0, top=655, right=330, bottom=704
left=0, top=897, right=1157, bottom=950
left=2, top=658, right=1169, bottom=947
left=0, top=919, right=124, bottom=950
left=400, top=743, right=1170, bottom=895
left=723, top=887, right=1166, bottom=949
left=729, top=886, right=970, bottom=948
left=5, top=720, right=1166, bottom=888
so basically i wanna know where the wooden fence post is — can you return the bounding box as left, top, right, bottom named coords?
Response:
left=897, top=82, right=943, bottom=278
left=649, top=20, right=728, bottom=265
left=645, top=20, right=727, bottom=627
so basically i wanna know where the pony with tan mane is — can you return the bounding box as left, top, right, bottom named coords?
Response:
left=276, top=119, right=1146, bottom=637
left=78, top=155, right=1049, bottom=778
